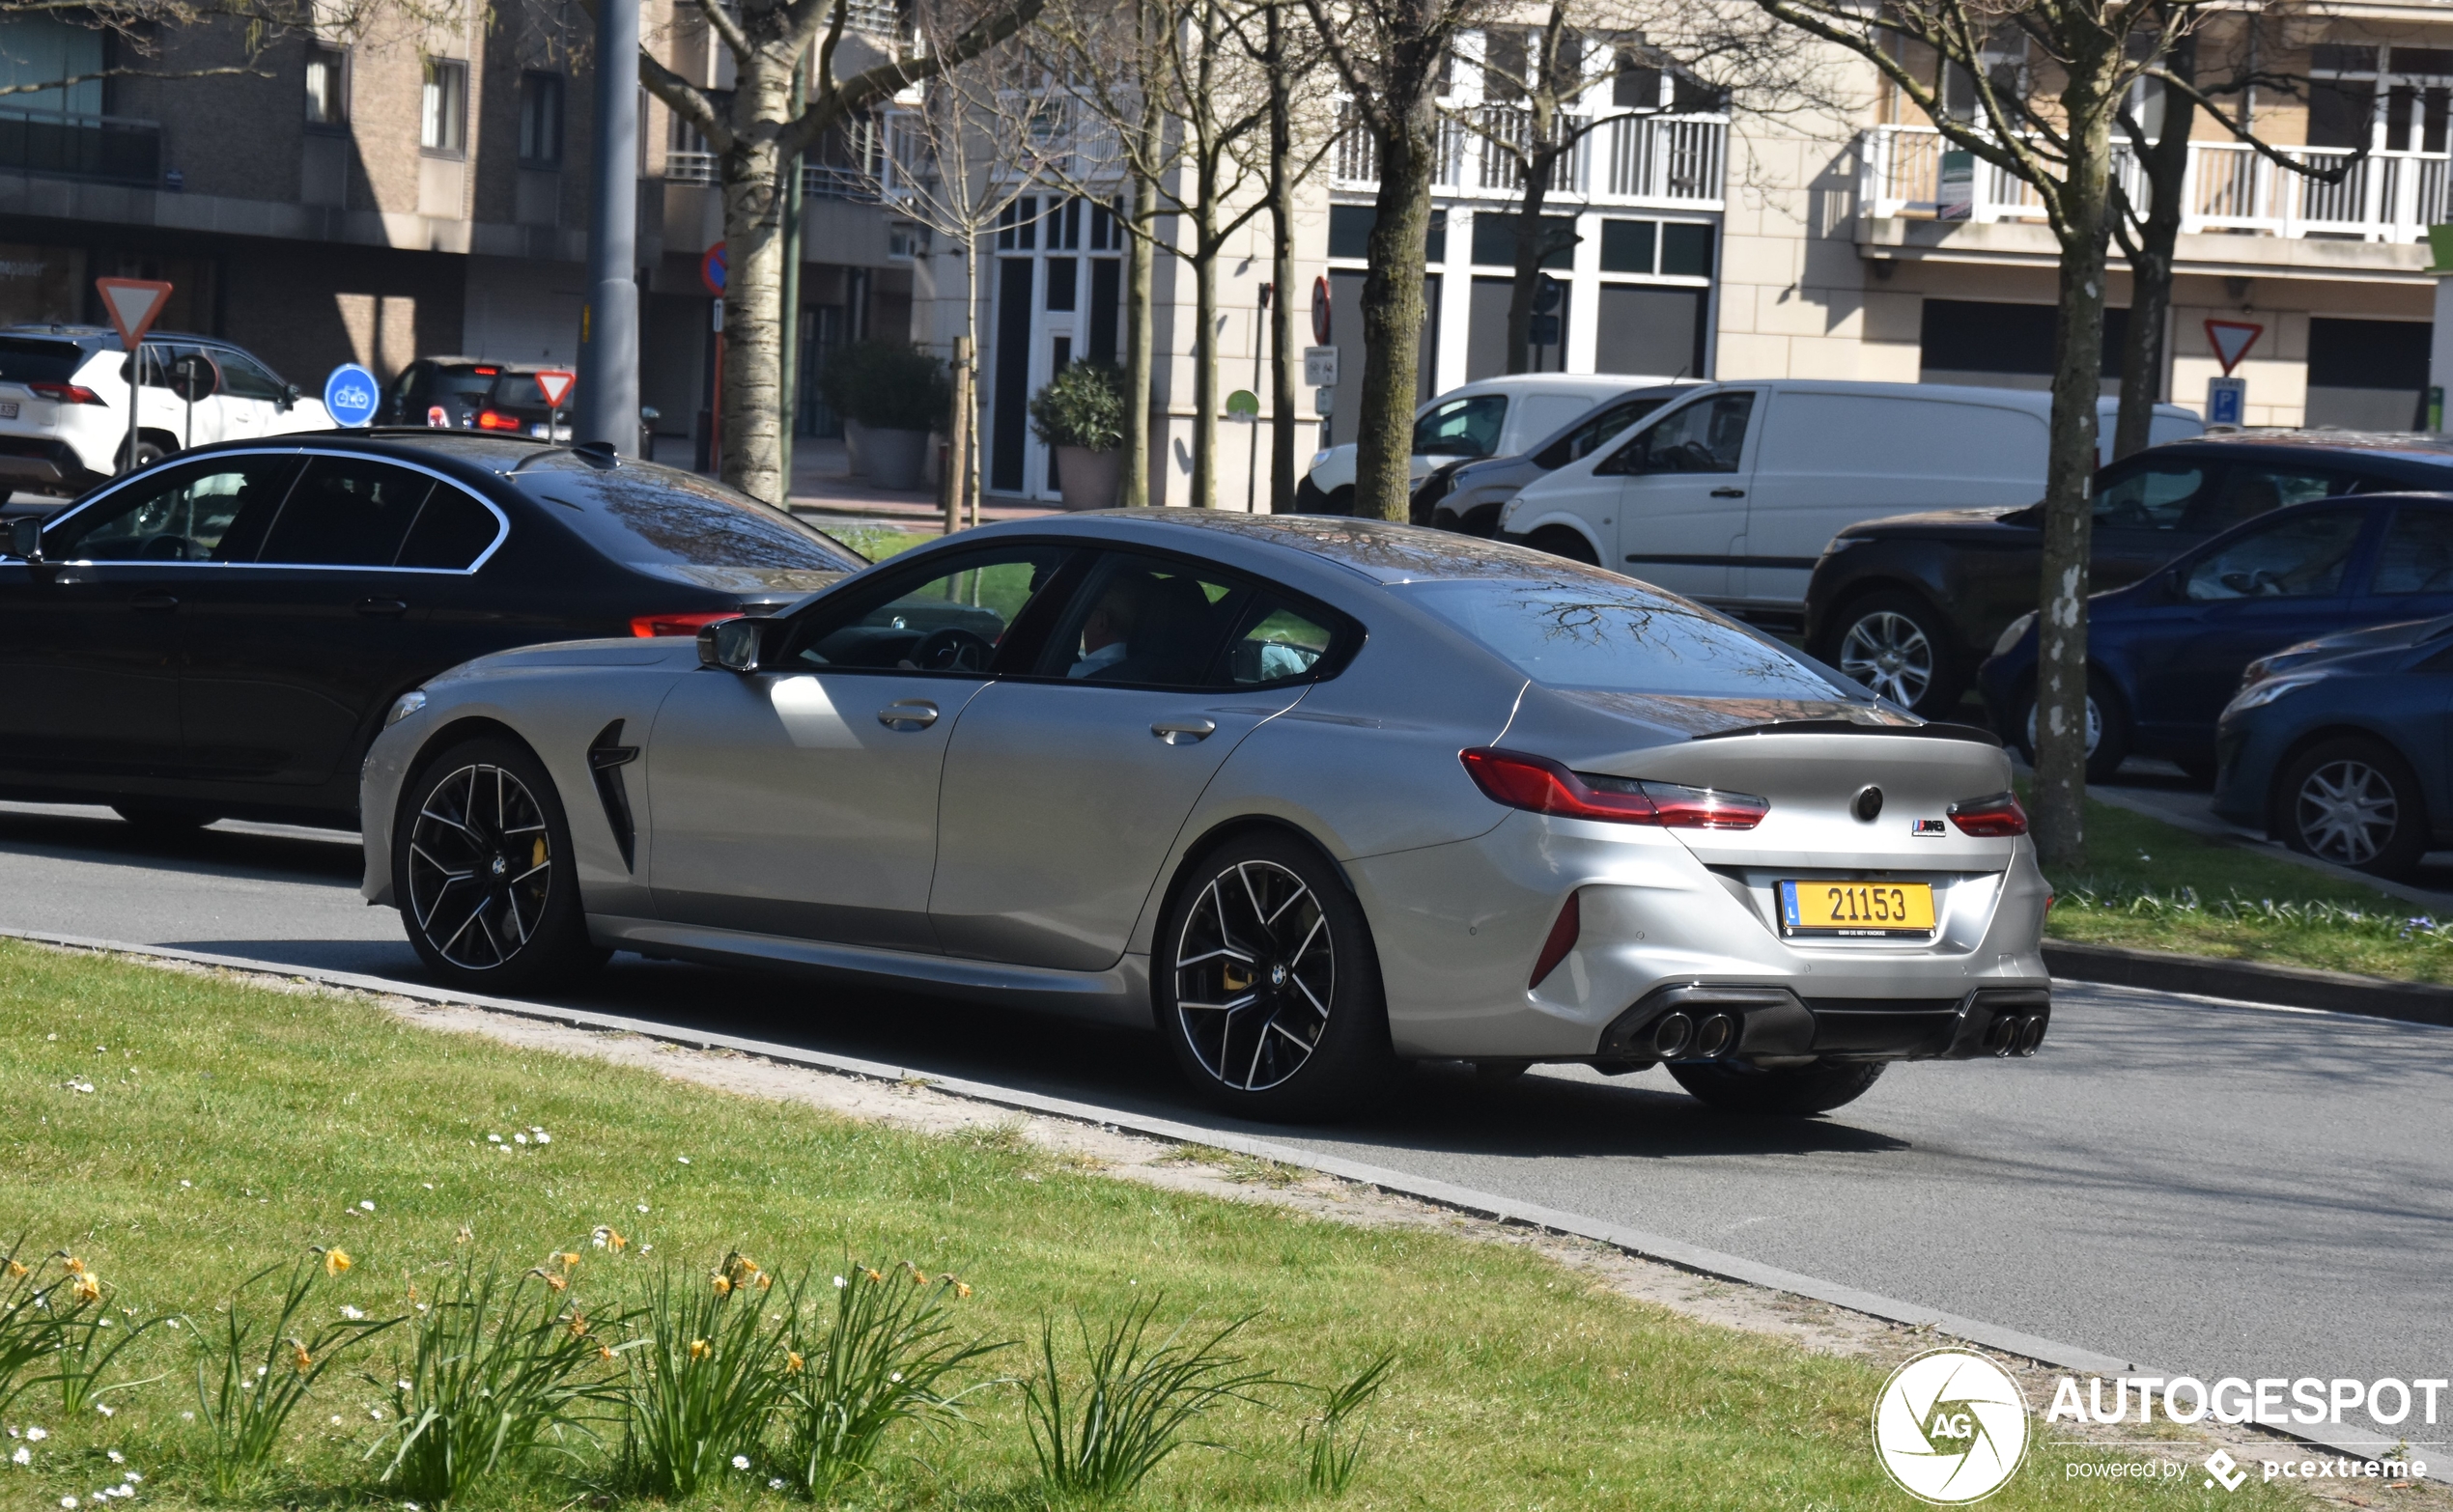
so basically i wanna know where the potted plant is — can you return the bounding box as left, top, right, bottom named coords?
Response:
left=819, top=342, right=948, bottom=491
left=1029, top=359, right=1126, bottom=511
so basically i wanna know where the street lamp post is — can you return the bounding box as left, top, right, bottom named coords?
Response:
left=578, top=0, right=641, bottom=454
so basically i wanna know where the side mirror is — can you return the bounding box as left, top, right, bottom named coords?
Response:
left=8, top=517, right=41, bottom=563
left=696, top=615, right=766, bottom=672
left=639, top=406, right=662, bottom=424
left=281, top=382, right=300, bottom=411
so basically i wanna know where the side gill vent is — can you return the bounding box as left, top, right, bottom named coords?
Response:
left=587, top=719, right=640, bottom=871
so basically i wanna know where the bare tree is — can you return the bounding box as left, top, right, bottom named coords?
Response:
left=0, top=0, right=463, bottom=96
left=1300, top=0, right=1504, bottom=523
left=635, top=0, right=1051, bottom=504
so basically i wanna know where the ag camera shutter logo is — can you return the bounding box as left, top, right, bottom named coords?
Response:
left=1873, top=1348, right=2032, bottom=1503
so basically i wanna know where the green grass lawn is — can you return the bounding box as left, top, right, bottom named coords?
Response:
left=2038, top=796, right=2453, bottom=984
left=0, top=940, right=2303, bottom=1509
left=820, top=524, right=937, bottom=563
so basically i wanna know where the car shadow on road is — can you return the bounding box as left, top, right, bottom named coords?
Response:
left=0, top=808, right=362, bottom=886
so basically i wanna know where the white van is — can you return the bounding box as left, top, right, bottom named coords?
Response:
left=1496, top=380, right=2200, bottom=621
left=1295, top=373, right=1674, bottom=513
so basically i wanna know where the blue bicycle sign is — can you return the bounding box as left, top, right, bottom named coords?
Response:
left=324, top=362, right=381, bottom=428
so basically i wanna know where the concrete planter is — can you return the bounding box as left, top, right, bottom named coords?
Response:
left=865, top=427, right=931, bottom=491
left=1057, top=445, right=1122, bottom=511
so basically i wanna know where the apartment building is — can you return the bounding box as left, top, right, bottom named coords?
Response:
left=944, top=5, right=2453, bottom=508
left=0, top=2, right=916, bottom=448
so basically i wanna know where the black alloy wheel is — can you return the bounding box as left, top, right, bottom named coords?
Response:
left=2277, top=737, right=2430, bottom=880
left=1158, top=833, right=1392, bottom=1121
left=395, top=737, right=604, bottom=990
left=1668, top=1059, right=1887, bottom=1116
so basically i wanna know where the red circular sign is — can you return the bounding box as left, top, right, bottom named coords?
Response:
left=1311, top=276, right=1333, bottom=347
left=700, top=242, right=727, bottom=298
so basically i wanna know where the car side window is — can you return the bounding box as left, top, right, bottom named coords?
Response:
left=1034, top=552, right=1244, bottom=686
left=2183, top=465, right=2346, bottom=535
left=1412, top=395, right=1508, bottom=459
left=780, top=546, right=1075, bottom=673
left=2183, top=508, right=2365, bottom=602
left=395, top=486, right=502, bottom=570
left=1533, top=397, right=1665, bottom=469
left=2366, top=508, right=2453, bottom=596
left=1220, top=595, right=1339, bottom=686
left=256, top=457, right=437, bottom=567
left=2091, top=461, right=2207, bottom=531
left=212, top=350, right=289, bottom=403
left=44, top=455, right=302, bottom=562
left=1594, top=392, right=1754, bottom=476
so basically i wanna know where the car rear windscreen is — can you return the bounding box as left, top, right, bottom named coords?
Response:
left=488, top=373, right=551, bottom=409
left=0, top=338, right=88, bottom=386
left=517, top=462, right=865, bottom=572
left=1398, top=576, right=1862, bottom=699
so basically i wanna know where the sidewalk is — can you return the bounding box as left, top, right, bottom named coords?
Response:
left=2083, top=763, right=2453, bottom=909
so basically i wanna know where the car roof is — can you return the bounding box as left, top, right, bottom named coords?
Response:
left=983, top=508, right=1634, bottom=586
left=2152, top=430, right=2453, bottom=465
left=1433, top=374, right=1654, bottom=401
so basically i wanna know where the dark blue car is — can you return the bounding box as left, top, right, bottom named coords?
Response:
left=2211, top=613, right=2453, bottom=878
left=1979, top=492, right=2453, bottom=783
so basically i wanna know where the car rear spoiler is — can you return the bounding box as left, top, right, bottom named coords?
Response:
left=1689, top=718, right=2003, bottom=746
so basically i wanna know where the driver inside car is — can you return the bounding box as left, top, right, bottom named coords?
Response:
left=1067, top=575, right=1149, bottom=679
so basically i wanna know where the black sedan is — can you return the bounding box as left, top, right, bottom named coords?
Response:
left=1804, top=432, right=2453, bottom=715
left=0, top=432, right=861, bottom=829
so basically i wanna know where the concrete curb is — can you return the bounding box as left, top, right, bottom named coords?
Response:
left=2044, top=941, right=2453, bottom=1027
left=0, top=926, right=2415, bottom=1463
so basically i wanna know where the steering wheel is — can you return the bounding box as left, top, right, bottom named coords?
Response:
left=913, top=627, right=995, bottom=672
left=138, top=533, right=194, bottom=560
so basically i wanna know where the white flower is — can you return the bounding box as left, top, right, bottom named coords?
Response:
left=123, top=1473, right=138, bottom=1483
left=60, top=1498, right=75, bottom=1508
left=770, top=1476, right=786, bottom=1490
left=369, top=1407, right=384, bottom=1420
left=11, top=1446, right=28, bottom=1465
left=487, top=1134, right=502, bottom=1144
left=514, top=1133, right=529, bottom=1145
left=421, top=1183, right=433, bottom=1190
left=165, top=1319, right=179, bottom=1330
left=890, top=1372, right=903, bottom=1383
left=92, top=1405, right=111, bottom=1417
left=180, top=1414, right=192, bottom=1422
left=178, top=1180, right=189, bottom=1189
left=329, top=1414, right=342, bottom=1425
left=26, top=1427, right=47, bottom=1442
left=635, top=1203, right=649, bottom=1213
left=638, top=1244, right=651, bottom=1254
left=358, top=1200, right=375, bottom=1212
left=832, top=1275, right=845, bottom=1288
left=105, top=1452, right=121, bottom=1465
left=397, top=1381, right=412, bottom=1392
left=676, top=1156, right=691, bottom=1165
left=340, top=1306, right=364, bottom=1321
left=731, top=1454, right=750, bottom=1470
left=533, top=1134, right=550, bottom=1145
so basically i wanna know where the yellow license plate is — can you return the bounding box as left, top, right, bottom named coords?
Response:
left=1778, top=881, right=1936, bottom=938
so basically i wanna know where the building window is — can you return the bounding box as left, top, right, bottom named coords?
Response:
left=305, top=42, right=349, bottom=127
left=996, top=196, right=1039, bottom=250
left=519, top=71, right=564, bottom=166
left=421, top=58, right=467, bottom=156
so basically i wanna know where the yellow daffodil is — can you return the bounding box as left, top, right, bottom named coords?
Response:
left=71, top=1274, right=101, bottom=1303
left=754, top=1270, right=773, bottom=1292
left=689, top=1338, right=710, bottom=1360
left=710, top=1274, right=732, bottom=1296
left=322, top=1247, right=352, bottom=1275
left=290, top=1341, right=313, bottom=1373
left=58, top=1254, right=85, bottom=1275
left=558, top=1251, right=580, bottom=1271
left=955, top=1282, right=973, bottom=1299
left=597, top=1344, right=616, bottom=1361
left=544, top=1273, right=567, bottom=1293
left=4, top=1259, right=25, bottom=1277
left=568, top=1312, right=588, bottom=1337
left=784, top=1351, right=804, bottom=1374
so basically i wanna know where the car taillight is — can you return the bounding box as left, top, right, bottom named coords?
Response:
left=1458, top=748, right=1767, bottom=829
left=632, top=610, right=742, bottom=638
left=1948, top=791, right=2029, bottom=837
left=29, top=381, right=103, bottom=406
left=427, top=405, right=449, bottom=427
left=476, top=409, right=522, bottom=431
left=1531, top=890, right=1580, bottom=989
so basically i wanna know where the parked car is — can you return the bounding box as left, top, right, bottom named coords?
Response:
left=381, top=357, right=516, bottom=429
left=0, top=432, right=862, bottom=830
left=1423, top=383, right=1693, bottom=537
left=1979, top=492, right=2453, bottom=783
left=470, top=366, right=576, bottom=442
left=1497, top=380, right=2201, bottom=633
left=361, top=513, right=2054, bottom=1122
left=1293, top=374, right=1647, bottom=515
left=1809, top=431, right=2453, bottom=715
left=2212, top=614, right=2453, bottom=879
left=0, top=325, right=331, bottom=497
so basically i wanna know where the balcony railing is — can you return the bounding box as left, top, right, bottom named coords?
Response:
left=0, top=107, right=160, bottom=185
left=664, top=150, right=717, bottom=184
left=1861, top=123, right=2451, bottom=243
left=1333, top=102, right=1724, bottom=208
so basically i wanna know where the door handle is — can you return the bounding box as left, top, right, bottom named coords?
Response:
left=1151, top=718, right=1216, bottom=744
left=1710, top=487, right=1746, bottom=498
left=877, top=700, right=939, bottom=731
left=356, top=597, right=409, bottom=617
left=130, top=593, right=177, bottom=612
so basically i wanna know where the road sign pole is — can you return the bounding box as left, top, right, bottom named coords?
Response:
left=578, top=0, right=640, bottom=454
left=125, top=342, right=141, bottom=473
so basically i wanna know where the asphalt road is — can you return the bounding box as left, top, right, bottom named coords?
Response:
left=2, top=799, right=2447, bottom=1448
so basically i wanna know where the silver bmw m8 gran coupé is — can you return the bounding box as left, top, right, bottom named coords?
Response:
left=361, top=511, right=2050, bottom=1121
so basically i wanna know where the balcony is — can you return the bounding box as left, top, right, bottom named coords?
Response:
left=0, top=107, right=161, bottom=185
left=1333, top=105, right=1726, bottom=210
left=1861, top=123, right=2452, bottom=243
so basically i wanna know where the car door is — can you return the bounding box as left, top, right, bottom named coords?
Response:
left=208, top=348, right=291, bottom=438
left=0, top=451, right=302, bottom=785
left=928, top=550, right=1345, bottom=971
left=177, top=453, right=493, bottom=789
left=642, top=543, right=1079, bottom=953
left=2354, top=502, right=2453, bottom=622
left=2088, top=454, right=2219, bottom=589
left=2127, top=506, right=2374, bottom=747
left=1603, top=387, right=1761, bottom=602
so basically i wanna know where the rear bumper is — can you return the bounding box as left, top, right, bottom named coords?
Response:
left=1596, top=981, right=2050, bottom=1068
left=0, top=436, right=99, bottom=491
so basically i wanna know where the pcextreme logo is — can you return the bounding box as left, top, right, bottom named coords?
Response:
left=1873, top=1349, right=2033, bottom=1504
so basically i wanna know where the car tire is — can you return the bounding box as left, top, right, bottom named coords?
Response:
left=1526, top=527, right=1599, bottom=566
left=2015, top=679, right=2129, bottom=783
left=1667, top=1059, right=1887, bottom=1116
left=116, top=437, right=168, bottom=471
left=1325, top=486, right=1355, bottom=517
left=393, top=736, right=606, bottom=992
left=2275, top=737, right=2431, bottom=880
left=1156, top=831, right=1395, bottom=1122
left=1821, top=589, right=1961, bottom=714
left=111, top=805, right=215, bottom=832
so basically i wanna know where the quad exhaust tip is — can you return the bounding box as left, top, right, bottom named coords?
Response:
left=1983, top=1012, right=2048, bottom=1057
left=1650, top=1011, right=1742, bottom=1061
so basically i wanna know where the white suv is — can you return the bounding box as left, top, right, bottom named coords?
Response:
left=1293, top=373, right=1675, bottom=515
left=0, top=325, right=333, bottom=498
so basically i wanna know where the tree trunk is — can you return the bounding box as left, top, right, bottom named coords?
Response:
left=2031, top=45, right=2123, bottom=871
left=719, top=126, right=789, bottom=504
left=1122, top=86, right=1161, bottom=508
left=945, top=334, right=972, bottom=534
left=1505, top=148, right=1556, bottom=376
left=778, top=57, right=806, bottom=490
left=1355, top=106, right=1437, bottom=522
left=2114, top=45, right=2194, bottom=462
left=1191, top=201, right=1219, bottom=508
left=1268, top=44, right=1299, bottom=517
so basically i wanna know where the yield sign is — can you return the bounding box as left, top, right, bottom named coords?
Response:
left=2205, top=320, right=2264, bottom=375
left=533, top=369, right=577, bottom=408
left=96, top=277, right=173, bottom=350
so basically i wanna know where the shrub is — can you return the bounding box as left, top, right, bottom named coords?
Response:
left=617, top=1250, right=792, bottom=1498
left=1023, top=1297, right=1276, bottom=1502
left=777, top=1260, right=1008, bottom=1499
left=192, top=1247, right=398, bottom=1498
left=1029, top=359, right=1127, bottom=453
left=818, top=341, right=949, bottom=432
left=366, top=1252, right=632, bottom=1503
